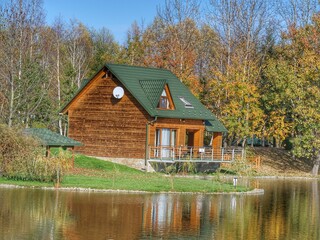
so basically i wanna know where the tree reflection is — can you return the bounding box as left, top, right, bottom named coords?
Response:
left=0, top=180, right=319, bottom=239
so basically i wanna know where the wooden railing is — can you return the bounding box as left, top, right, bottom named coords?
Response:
left=148, top=146, right=243, bottom=162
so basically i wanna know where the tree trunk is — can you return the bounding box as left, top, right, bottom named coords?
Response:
left=242, top=137, right=247, bottom=148
left=312, top=153, right=320, bottom=175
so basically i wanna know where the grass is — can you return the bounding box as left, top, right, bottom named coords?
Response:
left=0, top=153, right=250, bottom=193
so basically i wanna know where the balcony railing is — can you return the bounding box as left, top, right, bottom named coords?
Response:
left=148, top=145, right=243, bottom=162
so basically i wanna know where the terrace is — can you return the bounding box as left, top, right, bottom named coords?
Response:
left=148, top=145, right=243, bottom=162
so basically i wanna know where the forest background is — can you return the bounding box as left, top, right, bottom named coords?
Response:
left=1, top=0, right=320, bottom=173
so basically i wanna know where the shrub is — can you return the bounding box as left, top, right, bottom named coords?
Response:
left=0, top=125, right=71, bottom=183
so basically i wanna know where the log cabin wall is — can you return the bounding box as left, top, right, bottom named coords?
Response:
left=148, top=118, right=205, bottom=147
left=67, top=69, right=151, bottom=159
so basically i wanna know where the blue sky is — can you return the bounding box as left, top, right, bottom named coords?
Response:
left=43, top=0, right=163, bottom=43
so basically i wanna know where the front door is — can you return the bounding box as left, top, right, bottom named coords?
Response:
left=186, top=130, right=195, bottom=147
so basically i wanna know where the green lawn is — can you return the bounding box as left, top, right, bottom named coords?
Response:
left=0, top=154, right=250, bottom=193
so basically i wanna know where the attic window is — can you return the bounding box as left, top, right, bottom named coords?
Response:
left=158, top=90, right=169, bottom=109
left=157, top=85, right=174, bottom=110
left=179, top=97, right=194, bottom=108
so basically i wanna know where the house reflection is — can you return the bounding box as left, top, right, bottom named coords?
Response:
left=142, top=194, right=209, bottom=237
left=0, top=180, right=319, bottom=239
left=64, top=193, right=145, bottom=239
left=64, top=193, right=210, bottom=239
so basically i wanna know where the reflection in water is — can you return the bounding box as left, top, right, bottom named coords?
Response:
left=0, top=179, right=319, bottom=239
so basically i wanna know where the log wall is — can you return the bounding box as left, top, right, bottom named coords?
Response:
left=148, top=118, right=205, bottom=147
left=66, top=68, right=219, bottom=160
left=67, top=70, right=150, bottom=159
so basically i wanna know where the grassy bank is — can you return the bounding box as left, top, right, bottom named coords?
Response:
left=0, top=154, right=249, bottom=193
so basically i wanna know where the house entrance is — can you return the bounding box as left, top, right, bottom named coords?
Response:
left=185, top=129, right=196, bottom=147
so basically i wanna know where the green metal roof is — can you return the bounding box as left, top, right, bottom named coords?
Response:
left=205, top=120, right=228, bottom=132
left=140, top=79, right=167, bottom=108
left=23, top=128, right=82, bottom=147
left=106, top=64, right=218, bottom=120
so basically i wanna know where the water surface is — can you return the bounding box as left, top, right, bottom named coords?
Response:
left=0, top=179, right=319, bottom=239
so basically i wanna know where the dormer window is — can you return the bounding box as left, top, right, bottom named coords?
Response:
left=159, top=90, right=169, bottom=108
left=157, top=85, right=174, bottom=110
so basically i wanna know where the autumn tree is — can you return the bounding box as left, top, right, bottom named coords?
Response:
left=206, top=0, right=273, bottom=146
left=143, top=0, right=201, bottom=95
left=263, top=14, right=320, bottom=174
left=119, top=21, right=146, bottom=66
left=64, top=20, right=93, bottom=89
left=276, top=0, right=319, bottom=28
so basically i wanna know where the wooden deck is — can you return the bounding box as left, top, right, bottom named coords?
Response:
left=148, top=146, right=244, bottom=162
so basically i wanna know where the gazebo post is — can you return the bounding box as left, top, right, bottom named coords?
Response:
left=71, top=147, right=75, bottom=168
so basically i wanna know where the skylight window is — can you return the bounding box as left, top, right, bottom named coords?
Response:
left=179, top=97, right=194, bottom=108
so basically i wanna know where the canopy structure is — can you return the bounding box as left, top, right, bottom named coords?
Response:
left=23, top=128, right=82, bottom=167
left=205, top=120, right=228, bottom=133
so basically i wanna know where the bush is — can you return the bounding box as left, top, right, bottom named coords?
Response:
left=0, top=125, right=71, bottom=183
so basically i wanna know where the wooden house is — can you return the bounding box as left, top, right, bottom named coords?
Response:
left=60, top=64, right=227, bottom=163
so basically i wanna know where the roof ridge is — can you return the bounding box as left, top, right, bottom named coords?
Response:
left=106, top=63, right=171, bottom=72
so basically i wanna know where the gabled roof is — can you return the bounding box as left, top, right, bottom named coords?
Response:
left=61, top=64, right=226, bottom=125
left=23, top=128, right=82, bottom=147
left=106, top=64, right=217, bottom=120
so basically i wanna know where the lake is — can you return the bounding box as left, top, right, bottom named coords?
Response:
left=0, top=178, right=319, bottom=239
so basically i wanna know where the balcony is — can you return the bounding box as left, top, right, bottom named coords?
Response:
left=148, top=145, right=243, bottom=162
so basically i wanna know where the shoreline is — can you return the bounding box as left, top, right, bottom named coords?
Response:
left=0, top=175, right=317, bottom=196
left=0, top=183, right=264, bottom=195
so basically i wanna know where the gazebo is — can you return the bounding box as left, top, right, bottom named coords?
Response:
left=23, top=128, right=82, bottom=167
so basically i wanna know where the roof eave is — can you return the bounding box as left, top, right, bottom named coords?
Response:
left=59, top=66, right=108, bottom=114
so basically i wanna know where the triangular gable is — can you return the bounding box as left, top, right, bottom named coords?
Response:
left=140, top=79, right=166, bottom=108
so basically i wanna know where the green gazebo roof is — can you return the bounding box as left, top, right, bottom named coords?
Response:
left=23, top=128, right=82, bottom=147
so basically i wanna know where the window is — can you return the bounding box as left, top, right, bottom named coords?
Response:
left=155, top=128, right=177, bottom=158
left=158, top=90, right=169, bottom=109
left=179, top=97, right=193, bottom=108
left=157, top=85, right=174, bottom=110
left=155, top=128, right=176, bottom=147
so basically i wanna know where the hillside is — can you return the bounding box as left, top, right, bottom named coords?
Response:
left=248, top=147, right=314, bottom=176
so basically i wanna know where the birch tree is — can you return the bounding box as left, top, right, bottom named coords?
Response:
left=0, top=0, right=47, bottom=127
left=64, top=20, right=93, bottom=89
left=207, top=0, right=272, bottom=145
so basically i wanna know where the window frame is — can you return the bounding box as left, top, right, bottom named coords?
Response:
left=157, top=85, right=175, bottom=110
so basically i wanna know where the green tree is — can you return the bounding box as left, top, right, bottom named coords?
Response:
left=263, top=14, right=320, bottom=174
left=89, top=27, right=120, bottom=74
